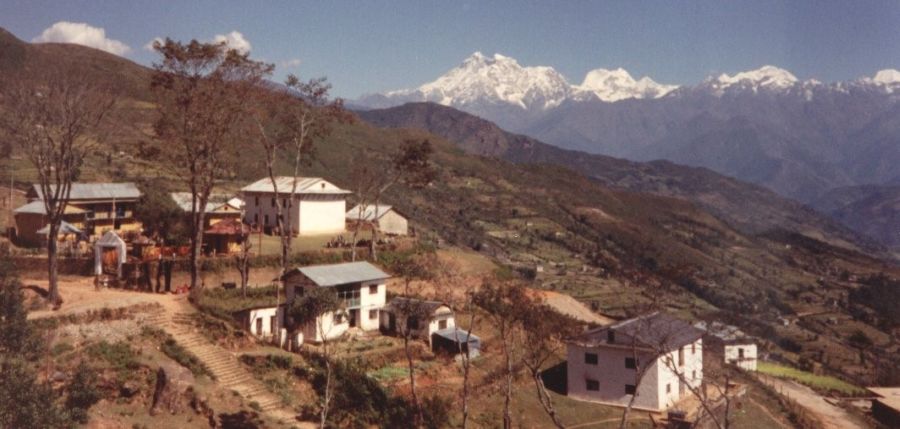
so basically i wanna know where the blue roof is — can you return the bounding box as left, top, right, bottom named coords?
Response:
left=433, top=327, right=480, bottom=343
left=288, top=261, right=390, bottom=287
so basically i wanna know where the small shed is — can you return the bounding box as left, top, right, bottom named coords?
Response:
left=346, top=204, right=408, bottom=236
left=94, top=231, right=126, bottom=277
left=431, top=327, right=481, bottom=358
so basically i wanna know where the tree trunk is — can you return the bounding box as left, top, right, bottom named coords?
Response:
left=404, top=334, right=423, bottom=428
left=532, top=370, right=566, bottom=428
left=502, top=332, right=513, bottom=429
left=189, top=206, right=207, bottom=301
left=46, top=222, right=62, bottom=308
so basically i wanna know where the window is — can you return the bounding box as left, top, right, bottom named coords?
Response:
left=439, top=319, right=448, bottom=330
left=270, top=198, right=275, bottom=207
left=585, top=353, right=598, bottom=365
left=692, top=343, right=696, bottom=355
left=625, top=384, right=636, bottom=395
left=586, top=379, right=599, bottom=391
left=678, top=347, right=685, bottom=367
left=270, top=316, right=277, bottom=333
left=255, top=318, right=263, bottom=335
left=369, top=285, right=378, bottom=295
left=625, top=357, right=637, bottom=369
left=738, top=348, right=745, bottom=359
left=666, top=383, right=671, bottom=394
left=254, top=196, right=259, bottom=206
left=607, top=330, right=615, bottom=343
left=408, top=317, right=420, bottom=330
left=264, top=214, right=269, bottom=225
left=692, top=370, right=696, bottom=380
left=369, top=309, right=378, bottom=320
left=254, top=213, right=259, bottom=223
left=333, top=313, right=343, bottom=324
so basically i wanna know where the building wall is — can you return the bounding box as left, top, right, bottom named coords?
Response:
left=724, top=343, right=757, bottom=371
left=566, top=340, right=703, bottom=412
left=246, top=307, right=284, bottom=341
left=298, top=199, right=346, bottom=235
left=378, top=210, right=408, bottom=235
left=303, top=310, right=349, bottom=343
left=357, top=280, right=386, bottom=331
left=380, top=306, right=455, bottom=343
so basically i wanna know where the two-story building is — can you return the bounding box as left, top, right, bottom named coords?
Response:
left=241, top=177, right=350, bottom=236
left=16, top=183, right=142, bottom=244
left=282, top=261, right=389, bottom=343
left=380, top=297, right=455, bottom=345
left=566, top=312, right=704, bottom=412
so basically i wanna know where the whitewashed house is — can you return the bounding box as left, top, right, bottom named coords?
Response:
left=242, top=177, right=350, bottom=236
left=282, top=261, right=390, bottom=343
left=380, top=297, right=455, bottom=344
left=346, top=204, right=409, bottom=236
left=235, top=305, right=287, bottom=347
left=696, top=321, right=758, bottom=371
left=566, top=312, right=704, bottom=412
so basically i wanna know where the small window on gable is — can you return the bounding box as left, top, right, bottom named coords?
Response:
left=625, top=384, right=636, bottom=395
left=439, top=319, right=447, bottom=330
left=369, top=285, right=378, bottom=295
left=586, top=379, right=599, bottom=391
left=321, top=182, right=325, bottom=189
left=585, top=353, right=598, bottom=365
left=625, top=357, right=637, bottom=369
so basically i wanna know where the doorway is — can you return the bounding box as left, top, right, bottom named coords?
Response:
left=349, top=309, right=359, bottom=328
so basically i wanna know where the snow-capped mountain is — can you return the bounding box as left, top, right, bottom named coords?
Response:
left=698, top=65, right=801, bottom=95
left=357, top=52, right=676, bottom=112
left=575, top=68, right=677, bottom=101
left=861, top=69, right=900, bottom=94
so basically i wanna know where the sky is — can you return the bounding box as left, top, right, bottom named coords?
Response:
left=2, top=1, right=899, bottom=99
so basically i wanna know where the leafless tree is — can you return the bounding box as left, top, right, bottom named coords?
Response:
left=234, top=206, right=252, bottom=298
left=150, top=38, right=272, bottom=300
left=347, top=158, right=379, bottom=261
left=1, top=71, right=116, bottom=308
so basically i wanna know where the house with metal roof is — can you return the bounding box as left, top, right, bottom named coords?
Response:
left=695, top=321, right=758, bottom=371
left=346, top=204, right=409, bottom=236
left=380, top=297, right=455, bottom=345
left=20, top=182, right=143, bottom=240
left=282, top=261, right=390, bottom=343
left=171, top=192, right=243, bottom=228
left=566, top=312, right=704, bottom=412
left=12, top=200, right=87, bottom=246
left=241, top=176, right=350, bottom=236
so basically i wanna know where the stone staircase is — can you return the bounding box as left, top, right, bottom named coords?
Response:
left=145, top=302, right=299, bottom=424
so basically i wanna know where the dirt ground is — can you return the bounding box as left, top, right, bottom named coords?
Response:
left=756, top=374, right=868, bottom=429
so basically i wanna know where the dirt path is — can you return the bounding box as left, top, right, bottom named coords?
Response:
left=756, top=374, right=868, bottom=429
left=747, top=397, right=794, bottom=429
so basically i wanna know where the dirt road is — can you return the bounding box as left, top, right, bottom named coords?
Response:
left=756, top=374, right=869, bottom=429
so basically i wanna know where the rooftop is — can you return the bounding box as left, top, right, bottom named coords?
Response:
left=346, top=204, right=397, bottom=221
left=570, top=312, right=704, bottom=351
left=171, top=192, right=241, bottom=213
left=29, top=183, right=141, bottom=201
left=388, top=297, right=450, bottom=314
left=434, top=327, right=481, bottom=343
left=241, top=177, right=350, bottom=195
left=286, top=261, right=390, bottom=287
left=867, top=387, right=900, bottom=412
left=14, top=200, right=86, bottom=215
left=695, top=321, right=754, bottom=343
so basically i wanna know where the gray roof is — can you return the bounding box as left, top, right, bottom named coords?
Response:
left=389, top=297, right=450, bottom=315
left=36, top=221, right=82, bottom=235
left=241, top=177, right=350, bottom=195
left=346, top=204, right=397, bottom=221
left=571, top=312, right=704, bottom=351
left=170, top=192, right=239, bottom=213
left=695, top=321, right=753, bottom=343
left=287, top=261, right=390, bottom=287
left=433, top=327, right=481, bottom=344
left=14, top=201, right=87, bottom=215
left=30, top=183, right=141, bottom=201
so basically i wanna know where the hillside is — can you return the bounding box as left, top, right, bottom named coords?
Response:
left=813, top=185, right=900, bottom=254
left=356, top=102, right=877, bottom=253
left=3, top=27, right=900, bottom=391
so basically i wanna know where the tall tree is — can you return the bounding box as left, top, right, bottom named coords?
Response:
left=1, top=71, right=115, bottom=308
left=521, top=302, right=579, bottom=428
left=288, top=287, right=343, bottom=429
left=150, top=38, right=272, bottom=300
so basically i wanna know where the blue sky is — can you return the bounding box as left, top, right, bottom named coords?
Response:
left=2, top=1, right=899, bottom=99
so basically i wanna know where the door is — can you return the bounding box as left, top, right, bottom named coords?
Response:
left=349, top=309, right=358, bottom=328
left=389, top=313, right=396, bottom=332
left=255, top=318, right=263, bottom=335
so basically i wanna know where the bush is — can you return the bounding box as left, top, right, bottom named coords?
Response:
left=65, top=361, right=101, bottom=424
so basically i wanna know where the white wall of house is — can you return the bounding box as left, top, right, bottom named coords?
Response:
left=724, top=343, right=757, bottom=371
left=298, top=199, right=346, bottom=235
left=356, top=280, right=386, bottom=331
left=244, top=306, right=288, bottom=347
left=244, top=193, right=346, bottom=236
left=303, top=310, right=350, bottom=343
left=566, top=339, right=703, bottom=411
left=378, top=210, right=408, bottom=235
left=380, top=305, right=455, bottom=344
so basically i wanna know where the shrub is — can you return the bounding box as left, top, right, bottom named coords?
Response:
left=65, top=361, right=101, bottom=424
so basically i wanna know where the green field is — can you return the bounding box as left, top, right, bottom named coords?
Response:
left=757, top=362, right=864, bottom=395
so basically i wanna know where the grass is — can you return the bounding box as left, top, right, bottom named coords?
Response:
left=757, top=361, right=864, bottom=395
left=195, top=284, right=280, bottom=319
left=253, top=231, right=361, bottom=255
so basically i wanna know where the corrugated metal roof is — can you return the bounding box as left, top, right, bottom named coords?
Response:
left=434, top=327, right=481, bottom=344
left=346, top=204, right=395, bottom=221
left=30, top=183, right=141, bottom=201
left=36, top=221, right=82, bottom=235
left=571, top=312, right=703, bottom=351
left=170, top=192, right=237, bottom=213
left=388, top=297, right=448, bottom=314
left=289, top=261, right=390, bottom=287
left=241, top=177, right=350, bottom=195
left=14, top=201, right=86, bottom=215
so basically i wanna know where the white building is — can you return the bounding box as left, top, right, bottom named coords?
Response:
left=380, top=297, right=455, bottom=345
left=696, top=321, right=758, bottom=371
left=282, top=261, right=390, bottom=343
left=346, top=204, right=409, bottom=236
left=236, top=305, right=287, bottom=347
left=566, top=312, right=704, bottom=412
left=242, top=177, right=350, bottom=236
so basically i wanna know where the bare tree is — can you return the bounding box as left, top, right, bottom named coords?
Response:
left=150, top=38, right=272, bottom=300
left=1, top=71, right=115, bottom=308
left=234, top=206, right=252, bottom=298
left=347, top=159, right=379, bottom=261
left=473, top=279, right=531, bottom=429
left=521, top=301, right=579, bottom=428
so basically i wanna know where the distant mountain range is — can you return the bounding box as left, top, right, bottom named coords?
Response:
left=355, top=53, right=900, bottom=203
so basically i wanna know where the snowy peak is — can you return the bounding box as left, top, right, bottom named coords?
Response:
left=576, top=68, right=677, bottom=102
left=395, top=52, right=573, bottom=110
left=703, top=65, right=801, bottom=95
left=860, top=69, right=900, bottom=93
